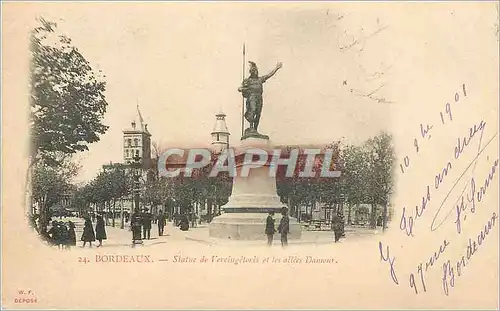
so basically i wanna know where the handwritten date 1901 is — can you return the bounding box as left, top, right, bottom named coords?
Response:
left=399, top=84, right=467, bottom=175
left=439, top=83, right=467, bottom=125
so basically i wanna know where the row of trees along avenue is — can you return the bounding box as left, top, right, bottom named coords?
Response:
left=110, top=134, right=395, bottom=230
left=28, top=18, right=395, bottom=238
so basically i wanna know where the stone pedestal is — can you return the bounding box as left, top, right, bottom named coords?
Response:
left=209, top=137, right=301, bottom=240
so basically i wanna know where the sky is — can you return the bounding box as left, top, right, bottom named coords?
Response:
left=7, top=2, right=499, bottom=182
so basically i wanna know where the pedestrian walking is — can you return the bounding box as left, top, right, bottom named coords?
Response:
left=142, top=208, right=153, bottom=240
left=67, top=221, right=77, bottom=247
left=377, top=215, right=383, bottom=227
left=179, top=214, right=189, bottom=231
left=265, top=211, right=276, bottom=246
left=277, top=207, right=290, bottom=247
left=130, top=207, right=142, bottom=245
left=95, top=214, right=107, bottom=247
left=157, top=210, right=166, bottom=236
left=339, top=212, right=346, bottom=238
left=81, top=216, right=96, bottom=248
left=332, top=213, right=342, bottom=243
left=59, top=222, right=70, bottom=250
left=47, top=221, right=62, bottom=248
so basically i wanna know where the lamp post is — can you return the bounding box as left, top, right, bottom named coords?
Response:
left=131, top=155, right=142, bottom=210
left=170, top=198, right=176, bottom=222
left=131, top=155, right=142, bottom=245
left=210, top=183, right=217, bottom=223
left=120, top=198, right=125, bottom=230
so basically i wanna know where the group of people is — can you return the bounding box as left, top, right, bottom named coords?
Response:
left=46, top=220, right=76, bottom=249
left=48, top=206, right=344, bottom=248
left=130, top=208, right=167, bottom=244
left=80, top=213, right=107, bottom=248
left=265, top=207, right=345, bottom=246
left=47, top=208, right=169, bottom=248
left=265, top=207, right=290, bottom=247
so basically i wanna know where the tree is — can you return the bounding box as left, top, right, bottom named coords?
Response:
left=167, top=151, right=232, bottom=224
left=28, top=17, right=109, bottom=229
left=335, top=133, right=394, bottom=229
left=143, top=176, right=171, bottom=215
left=106, top=166, right=131, bottom=227
left=29, top=17, right=108, bottom=167
left=340, top=144, right=370, bottom=225
left=31, top=158, right=79, bottom=234
left=276, top=144, right=342, bottom=221
left=71, top=183, right=93, bottom=216
left=364, top=132, right=395, bottom=229
left=86, top=165, right=131, bottom=227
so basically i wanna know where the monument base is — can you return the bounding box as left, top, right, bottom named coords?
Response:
left=209, top=213, right=301, bottom=240
left=208, top=136, right=302, bottom=241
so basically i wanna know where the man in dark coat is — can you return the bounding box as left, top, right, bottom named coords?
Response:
left=332, top=213, right=342, bottom=243
left=142, top=208, right=153, bottom=240
left=339, top=212, right=346, bottom=238
left=157, top=210, right=166, bottom=236
left=277, top=207, right=290, bottom=247
left=130, top=207, right=142, bottom=244
left=81, top=216, right=96, bottom=248
left=265, top=211, right=276, bottom=246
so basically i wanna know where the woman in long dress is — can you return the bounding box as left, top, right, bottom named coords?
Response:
left=81, top=216, right=96, bottom=247
left=179, top=214, right=189, bottom=231
left=67, top=221, right=77, bottom=247
left=95, top=214, right=107, bottom=247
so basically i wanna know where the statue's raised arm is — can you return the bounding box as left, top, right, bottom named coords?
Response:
left=239, top=61, right=283, bottom=140
left=261, top=62, right=283, bottom=83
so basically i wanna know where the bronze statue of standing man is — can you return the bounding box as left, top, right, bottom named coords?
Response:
left=238, top=61, right=282, bottom=139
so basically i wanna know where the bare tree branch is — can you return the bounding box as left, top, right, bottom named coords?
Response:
left=366, top=84, right=385, bottom=97
left=348, top=84, right=394, bottom=104
left=339, top=36, right=360, bottom=52
left=339, top=23, right=389, bottom=52
left=152, top=140, right=167, bottom=159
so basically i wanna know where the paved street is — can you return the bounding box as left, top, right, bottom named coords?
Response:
left=52, top=217, right=380, bottom=249
left=184, top=223, right=380, bottom=247
left=62, top=217, right=200, bottom=248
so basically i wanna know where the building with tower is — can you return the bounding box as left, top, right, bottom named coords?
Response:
left=211, top=110, right=230, bottom=153
left=97, top=107, right=234, bottom=218
left=99, top=105, right=154, bottom=215
left=123, top=105, right=152, bottom=169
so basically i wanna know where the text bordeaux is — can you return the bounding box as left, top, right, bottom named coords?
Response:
left=95, top=254, right=152, bottom=263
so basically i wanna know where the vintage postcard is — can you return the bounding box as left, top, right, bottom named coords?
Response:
left=2, top=1, right=499, bottom=309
